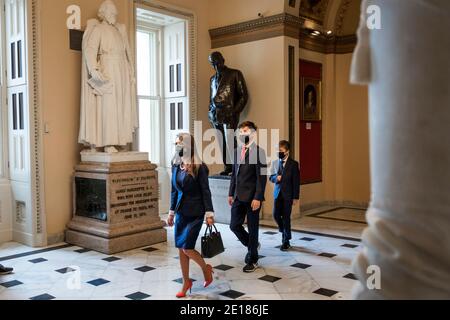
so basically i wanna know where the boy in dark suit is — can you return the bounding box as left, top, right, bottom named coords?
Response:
left=228, top=121, right=267, bottom=273
left=269, top=140, right=300, bottom=251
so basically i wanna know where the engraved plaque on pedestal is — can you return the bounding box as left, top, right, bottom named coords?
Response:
left=66, top=152, right=166, bottom=254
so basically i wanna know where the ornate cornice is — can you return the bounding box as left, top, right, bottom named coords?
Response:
left=300, top=0, right=330, bottom=25
left=208, top=12, right=356, bottom=54
left=300, top=28, right=356, bottom=54
left=209, top=13, right=304, bottom=49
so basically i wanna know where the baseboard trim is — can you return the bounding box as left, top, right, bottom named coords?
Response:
left=12, top=230, right=35, bottom=247
left=0, top=229, right=13, bottom=244
left=0, top=244, right=73, bottom=262
left=47, top=232, right=65, bottom=246
left=301, top=200, right=369, bottom=213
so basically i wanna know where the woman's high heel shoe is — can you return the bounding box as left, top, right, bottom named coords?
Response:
left=203, top=264, right=214, bottom=288
left=176, top=279, right=193, bottom=298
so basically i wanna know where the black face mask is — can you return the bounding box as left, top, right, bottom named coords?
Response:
left=278, top=152, right=286, bottom=160
left=239, top=134, right=251, bottom=145
left=175, top=145, right=184, bottom=158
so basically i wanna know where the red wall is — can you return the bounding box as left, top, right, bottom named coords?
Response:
left=300, top=60, right=322, bottom=184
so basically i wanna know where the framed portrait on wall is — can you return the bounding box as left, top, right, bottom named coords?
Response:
left=301, top=78, right=322, bottom=121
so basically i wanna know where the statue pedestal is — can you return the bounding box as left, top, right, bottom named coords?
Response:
left=80, top=151, right=150, bottom=163
left=66, top=152, right=167, bottom=254
left=209, top=176, right=232, bottom=224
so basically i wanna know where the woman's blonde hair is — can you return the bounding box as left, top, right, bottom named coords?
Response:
left=174, top=133, right=202, bottom=177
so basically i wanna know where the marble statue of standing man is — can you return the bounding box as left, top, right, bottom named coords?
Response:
left=79, top=0, right=137, bottom=153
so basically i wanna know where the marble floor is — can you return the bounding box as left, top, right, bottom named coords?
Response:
left=0, top=222, right=363, bottom=300
left=261, top=207, right=367, bottom=240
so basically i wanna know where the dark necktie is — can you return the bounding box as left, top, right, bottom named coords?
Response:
left=278, top=160, right=285, bottom=176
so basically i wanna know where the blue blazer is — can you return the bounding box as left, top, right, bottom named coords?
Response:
left=170, top=164, right=214, bottom=218
left=269, top=157, right=300, bottom=201
left=228, top=144, right=268, bottom=203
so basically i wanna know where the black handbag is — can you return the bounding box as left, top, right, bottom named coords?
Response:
left=201, top=224, right=225, bottom=258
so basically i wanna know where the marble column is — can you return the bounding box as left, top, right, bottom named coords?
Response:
left=350, top=0, right=450, bottom=299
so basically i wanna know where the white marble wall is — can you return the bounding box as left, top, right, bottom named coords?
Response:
left=350, top=0, right=450, bottom=299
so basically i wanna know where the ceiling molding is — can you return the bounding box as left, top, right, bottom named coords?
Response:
left=209, top=13, right=304, bottom=49
left=300, top=29, right=356, bottom=54
left=335, top=0, right=352, bottom=36
left=299, top=0, right=330, bottom=25
left=208, top=11, right=356, bottom=54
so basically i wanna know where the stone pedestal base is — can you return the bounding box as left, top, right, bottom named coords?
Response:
left=80, top=151, right=150, bottom=163
left=66, top=226, right=166, bottom=254
left=66, top=152, right=167, bottom=254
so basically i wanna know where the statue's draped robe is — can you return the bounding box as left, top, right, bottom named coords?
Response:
left=79, top=20, right=137, bottom=147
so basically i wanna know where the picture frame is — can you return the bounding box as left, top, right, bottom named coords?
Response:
left=301, top=78, right=322, bottom=121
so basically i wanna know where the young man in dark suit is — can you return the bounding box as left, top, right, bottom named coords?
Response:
left=269, top=140, right=300, bottom=251
left=228, top=121, right=267, bottom=273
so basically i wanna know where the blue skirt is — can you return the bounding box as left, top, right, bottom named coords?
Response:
left=174, top=213, right=204, bottom=250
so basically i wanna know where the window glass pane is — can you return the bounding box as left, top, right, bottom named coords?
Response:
left=137, top=30, right=158, bottom=97
left=169, top=65, right=174, bottom=93
left=177, top=63, right=182, bottom=92
left=17, top=40, right=22, bottom=78
left=19, top=92, right=24, bottom=130
left=139, top=99, right=160, bottom=164
left=170, top=103, right=176, bottom=130
left=178, top=102, right=183, bottom=130
left=12, top=93, right=17, bottom=130
left=11, top=42, right=16, bottom=80
left=137, top=31, right=150, bottom=96
left=149, top=32, right=158, bottom=96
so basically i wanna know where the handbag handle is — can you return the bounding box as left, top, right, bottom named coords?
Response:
left=204, top=224, right=219, bottom=237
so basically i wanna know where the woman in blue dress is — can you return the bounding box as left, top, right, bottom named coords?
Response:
left=167, top=133, right=215, bottom=298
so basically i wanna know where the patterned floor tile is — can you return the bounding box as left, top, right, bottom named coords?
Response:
left=214, top=265, right=234, bottom=271
left=125, top=292, right=151, bottom=300
left=30, top=293, right=55, bottom=300
left=135, top=266, right=156, bottom=273
left=313, top=288, right=339, bottom=297
left=220, top=290, right=245, bottom=300
left=102, top=257, right=121, bottom=263
left=291, top=263, right=312, bottom=269
left=1, top=280, right=23, bottom=288
left=0, top=223, right=362, bottom=300
left=259, top=275, right=281, bottom=283
left=28, top=258, right=48, bottom=264
left=87, top=278, right=110, bottom=287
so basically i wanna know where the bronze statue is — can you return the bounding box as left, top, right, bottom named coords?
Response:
left=208, top=52, right=249, bottom=175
